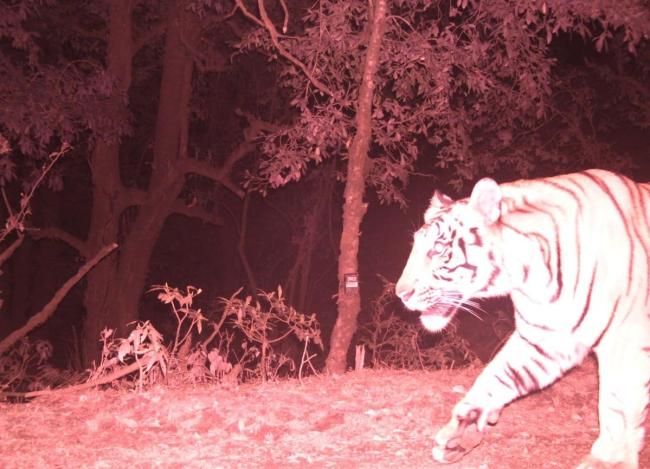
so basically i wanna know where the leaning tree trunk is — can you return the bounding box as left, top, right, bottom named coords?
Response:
left=325, top=0, right=387, bottom=374
left=83, top=0, right=199, bottom=366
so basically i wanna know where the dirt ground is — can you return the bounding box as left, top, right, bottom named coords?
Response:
left=0, top=356, right=648, bottom=468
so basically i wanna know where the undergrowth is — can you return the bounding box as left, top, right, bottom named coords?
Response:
left=1, top=280, right=488, bottom=397
left=358, top=283, right=479, bottom=370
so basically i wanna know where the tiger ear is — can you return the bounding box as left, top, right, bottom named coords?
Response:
left=425, top=190, right=453, bottom=222
left=431, top=190, right=453, bottom=208
left=469, top=178, right=502, bottom=225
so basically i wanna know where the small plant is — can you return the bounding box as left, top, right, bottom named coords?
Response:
left=226, top=286, right=322, bottom=382
left=148, top=284, right=238, bottom=386
left=88, top=321, right=169, bottom=389
left=358, top=283, right=477, bottom=370
left=0, top=337, right=52, bottom=392
left=0, top=284, right=324, bottom=398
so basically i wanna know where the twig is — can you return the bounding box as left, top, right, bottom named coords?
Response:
left=234, top=0, right=334, bottom=97
left=0, top=235, right=24, bottom=268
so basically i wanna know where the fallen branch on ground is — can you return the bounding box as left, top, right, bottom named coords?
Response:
left=0, top=351, right=161, bottom=399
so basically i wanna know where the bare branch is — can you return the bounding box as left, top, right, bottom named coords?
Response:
left=234, top=0, right=266, bottom=28
left=180, top=110, right=282, bottom=198
left=0, top=235, right=24, bottom=268
left=29, top=227, right=89, bottom=257
left=181, top=156, right=248, bottom=198
left=0, top=143, right=70, bottom=244
left=278, top=0, right=289, bottom=34
left=0, top=243, right=118, bottom=356
left=234, top=0, right=334, bottom=97
left=171, top=199, right=223, bottom=225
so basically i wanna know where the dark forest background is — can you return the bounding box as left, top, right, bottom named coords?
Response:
left=0, top=0, right=648, bottom=380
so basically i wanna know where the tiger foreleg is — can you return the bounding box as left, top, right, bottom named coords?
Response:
left=432, top=401, right=499, bottom=462
left=433, top=330, right=587, bottom=463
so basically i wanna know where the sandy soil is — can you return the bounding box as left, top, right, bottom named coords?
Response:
left=0, top=357, right=648, bottom=468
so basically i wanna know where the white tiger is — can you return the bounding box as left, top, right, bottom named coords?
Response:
left=395, top=169, right=650, bottom=468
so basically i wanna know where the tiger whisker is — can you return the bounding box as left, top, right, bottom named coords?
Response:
left=437, top=296, right=485, bottom=321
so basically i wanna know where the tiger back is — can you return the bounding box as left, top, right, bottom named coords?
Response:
left=395, top=169, right=650, bottom=468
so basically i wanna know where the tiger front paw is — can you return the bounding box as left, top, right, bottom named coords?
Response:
left=575, top=454, right=636, bottom=469
left=432, top=408, right=485, bottom=463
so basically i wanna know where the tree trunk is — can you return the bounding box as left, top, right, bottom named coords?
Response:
left=285, top=164, right=335, bottom=312
left=82, top=0, right=134, bottom=366
left=83, top=0, right=199, bottom=366
left=325, top=0, right=387, bottom=374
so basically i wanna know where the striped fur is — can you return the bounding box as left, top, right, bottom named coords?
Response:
left=395, top=169, right=650, bottom=468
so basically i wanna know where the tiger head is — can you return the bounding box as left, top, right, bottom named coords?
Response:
left=395, top=178, right=510, bottom=331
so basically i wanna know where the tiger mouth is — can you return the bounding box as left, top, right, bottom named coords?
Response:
left=421, top=304, right=459, bottom=319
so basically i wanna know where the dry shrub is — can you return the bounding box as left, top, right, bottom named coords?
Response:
left=87, top=284, right=323, bottom=389
left=358, top=283, right=478, bottom=370
left=0, top=337, right=81, bottom=394
left=226, top=286, right=323, bottom=382
left=0, top=284, right=324, bottom=395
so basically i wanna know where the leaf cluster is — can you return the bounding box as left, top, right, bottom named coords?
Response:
left=240, top=0, right=650, bottom=197
left=0, top=1, right=130, bottom=168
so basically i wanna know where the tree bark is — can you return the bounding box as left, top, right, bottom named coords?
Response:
left=83, top=0, right=200, bottom=366
left=285, top=164, right=335, bottom=312
left=82, top=0, right=135, bottom=365
left=325, top=0, right=387, bottom=374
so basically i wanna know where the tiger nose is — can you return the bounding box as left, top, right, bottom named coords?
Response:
left=395, top=279, right=414, bottom=303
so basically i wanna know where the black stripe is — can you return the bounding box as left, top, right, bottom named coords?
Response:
left=515, top=309, right=554, bottom=331
left=593, top=297, right=620, bottom=348
left=571, top=264, right=597, bottom=333
left=496, top=374, right=514, bottom=391
left=580, top=172, right=635, bottom=296
left=470, top=227, right=482, bottom=247
left=505, top=365, right=527, bottom=393
left=625, top=178, right=650, bottom=306
left=548, top=213, right=563, bottom=303
left=521, top=365, right=541, bottom=391
left=517, top=330, right=554, bottom=359
left=540, top=178, right=584, bottom=209
left=562, top=177, right=585, bottom=297
left=531, top=357, right=548, bottom=373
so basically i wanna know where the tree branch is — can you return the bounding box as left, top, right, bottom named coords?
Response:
left=179, top=109, right=282, bottom=199
left=28, top=227, right=89, bottom=257
left=0, top=243, right=118, bottom=356
left=180, top=156, right=248, bottom=198
left=171, top=199, right=223, bottom=225
left=0, top=235, right=24, bottom=268
left=234, top=0, right=334, bottom=97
